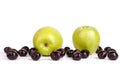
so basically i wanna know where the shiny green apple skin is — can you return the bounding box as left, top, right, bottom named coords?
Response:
left=33, top=26, right=63, bottom=56
left=72, top=26, right=100, bottom=54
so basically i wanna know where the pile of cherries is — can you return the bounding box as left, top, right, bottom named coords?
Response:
left=50, top=47, right=89, bottom=60
left=4, top=46, right=41, bottom=61
left=96, top=46, right=118, bottom=60
left=4, top=46, right=118, bottom=61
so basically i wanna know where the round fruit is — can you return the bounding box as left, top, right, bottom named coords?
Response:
left=81, top=50, right=89, bottom=58
left=98, top=51, right=107, bottom=59
left=56, top=48, right=65, bottom=57
left=7, top=51, right=18, bottom=60
left=29, top=48, right=37, bottom=56
left=72, top=50, right=81, bottom=60
left=30, top=51, right=41, bottom=61
left=33, top=26, right=63, bottom=56
left=66, top=50, right=74, bottom=57
left=104, top=47, right=111, bottom=52
left=72, top=26, right=100, bottom=54
left=96, top=46, right=103, bottom=54
left=107, top=49, right=116, bottom=53
left=64, top=47, right=70, bottom=52
left=50, top=51, right=61, bottom=60
left=18, top=49, right=27, bottom=57
left=21, top=46, right=29, bottom=52
left=4, top=47, right=11, bottom=53
left=108, top=52, right=118, bottom=60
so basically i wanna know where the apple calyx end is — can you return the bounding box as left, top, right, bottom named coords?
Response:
left=44, top=43, right=48, bottom=47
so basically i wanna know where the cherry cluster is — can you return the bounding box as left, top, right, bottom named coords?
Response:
left=4, top=46, right=118, bottom=61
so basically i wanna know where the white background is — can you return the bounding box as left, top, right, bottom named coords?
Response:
left=0, top=0, right=120, bottom=80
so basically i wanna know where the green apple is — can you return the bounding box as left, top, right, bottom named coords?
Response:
left=33, top=26, right=63, bottom=56
left=72, top=26, right=100, bottom=54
